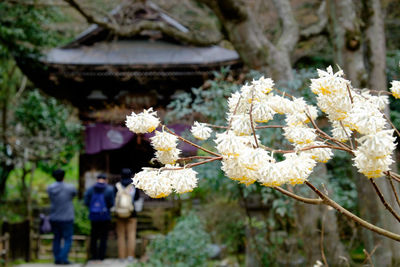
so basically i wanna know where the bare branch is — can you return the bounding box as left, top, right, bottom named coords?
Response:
left=63, top=0, right=223, bottom=46
left=387, top=176, right=400, bottom=210
left=162, top=124, right=221, bottom=157
left=305, top=181, right=400, bottom=242
left=369, top=179, right=400, bottom=223
left=273, top=186, right=323, bottom=205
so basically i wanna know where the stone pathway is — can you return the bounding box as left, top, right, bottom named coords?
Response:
left=14, top=259, right=135, bottom=267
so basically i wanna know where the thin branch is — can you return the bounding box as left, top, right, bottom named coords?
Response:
left=320, top=210, right=328, bottom=267
left=346, top=84, right=354, bottom=104
left=387, top=172, right=400, bottom=183
left=255, top=125, right=284, bottom=129
left=272, top=144, right=353, bottom=154
left=369, top=179, right=400, bottom=223
left=205, top=124, right=228, bottom=129
left=176, top=156, right=215, bottom=162
left=249, top=89, right=259, bottom=147
left=387, top=176, right=400, bottom=210
left=383, top=113, right=400, bottom=139
left=161, top=156, right=223, bottom=171
left=339, top=121, right=354, bottom=150
left=305, top=111, right=353, bottom=152
left=162, top=124, right=221, bottom=157
left=305, top=181, right=400, bottom=242
left=63, top=0, right=223, bottom=46
left=273, top=186, right=323, bottom=205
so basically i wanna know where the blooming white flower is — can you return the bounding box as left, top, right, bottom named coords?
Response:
left=191, top=121, right=212, bottom=140
left=154, top=148, right=181, bottom=164
left=331, top=121, right=352, bottom=142
left=228, top=92, right=248, bottom=115
left=150, top=130, right=178, bottom=151
left=251, top=99, right=276, bottom=123
left=125, top=108, right=160, bottom=133
left=349, top=99, right=386, bottom=135
left=221, top=156, right=257, bottom=185
left=310, top=66, right=349, bottom=96
left=356, top=130, right=396, bottom=159
left=252, top=76, right=274, bottom=95
left=229, top=113, right=256, bottom=136
left=267, top=95, right=293, bottom=114
left=281, top=153, right=317, bottom=185
left=132, top=168, right=173, bottom=198
left=353, top=151, right=393, bottom=178
left=390, top=80, right=400, bottom=99
left=296, top=141, right=333, bottom=163
left=258, top=163, right=285, bottom=187
left=170, top=167, right=198, bottom=194
left=214, top=131, right=248, bottom=156
left=283, top=125, right=317, bottom=144
left=289, top=97, right=318, bottom=123
left=317, top=94, right=352, bottom=121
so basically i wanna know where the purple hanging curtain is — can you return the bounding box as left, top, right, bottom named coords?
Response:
left=85, top=123, right=135, bottom=154
left=85, top=123, right=197, bottom=155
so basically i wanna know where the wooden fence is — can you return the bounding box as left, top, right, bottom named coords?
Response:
left=0, top=233, right=9, bottom=267
left=32, top=234, right=89, bottom=262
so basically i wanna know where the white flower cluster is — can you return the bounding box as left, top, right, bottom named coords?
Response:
left=216, top=77, right=326, bottom=187
left=132, top=165, right=198, bottom=198
left=311, top=66, right=395, bottom=178
left=150, top=130, right=181, bottom=164
left=125, top=108, right=160, bottom=133
left=127, top=67, right=399, bottom=199
left=390, top=80, right=400, bottom=99
left=191, top=121, right=212, bottom=140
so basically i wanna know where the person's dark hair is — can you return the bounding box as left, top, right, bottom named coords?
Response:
left=52, top=169, right=65, bottom=182
left=121, top=168, right=132, bottom=179
left=97, top=173, right=107, bottom=180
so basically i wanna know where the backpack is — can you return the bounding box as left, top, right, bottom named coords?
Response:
left=40, top=213, right=52, bottom=234
left=115, top=182, right=134, bottom=218
left=89, top=190, right=109, bottom=221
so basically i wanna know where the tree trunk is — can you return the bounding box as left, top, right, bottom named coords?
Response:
left=328, top=0, right=400, bottom=265
left=201, top=0, right=294, bottom=81
left=295, top=164, right=350, bottom=266
left=363, top=0, right=400, bottom=265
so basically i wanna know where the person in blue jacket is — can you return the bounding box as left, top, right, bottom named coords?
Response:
left=47, top=169, right=77, bottom=265
left=84, top=173, right=115, bottom=261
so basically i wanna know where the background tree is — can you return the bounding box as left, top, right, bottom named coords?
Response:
left=0, top=0, right=61, bottom=195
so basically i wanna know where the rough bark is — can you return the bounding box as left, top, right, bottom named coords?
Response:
left=328, top=0, right=400, bottom=265
left=363, top=0, right=400, bottom=265
left=199, top=0, right=297, bottom=81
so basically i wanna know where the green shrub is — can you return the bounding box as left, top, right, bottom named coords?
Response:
left=73, top=199, right=90, bottom=235
left=144, top=213, right=211, bottom=267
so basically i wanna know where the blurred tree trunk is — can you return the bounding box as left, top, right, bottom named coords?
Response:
left=199, top=0, right=297, bottom=81
left=295, top=164, right=350, bottom=266
left=328, top=0, right=400, bottom=265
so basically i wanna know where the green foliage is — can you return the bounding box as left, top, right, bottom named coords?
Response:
left=198, top=199, right=245, bottom=253
left=327, top=151, right=358, bottom=210
left=168, top=67, right=240, bottom=125
left=143, top=213, right=211, bottom=267
left=11, top=89, right=82, bottom=171
left=73, top=199, right=90, bottom=235
left=0, top=1, right=61, bottom=59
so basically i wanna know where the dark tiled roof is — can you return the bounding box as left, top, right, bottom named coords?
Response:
left=45, top=39, right=239, bottom=66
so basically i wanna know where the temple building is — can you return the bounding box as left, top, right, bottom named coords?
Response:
left=20, top=2, right=241, bottom=194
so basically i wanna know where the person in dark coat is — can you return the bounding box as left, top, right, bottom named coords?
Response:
left=47, top=169, right=77, bottom=265
left=84, top=173, right=114, bottom=261
left=114, top=168, right=139, bottom=262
